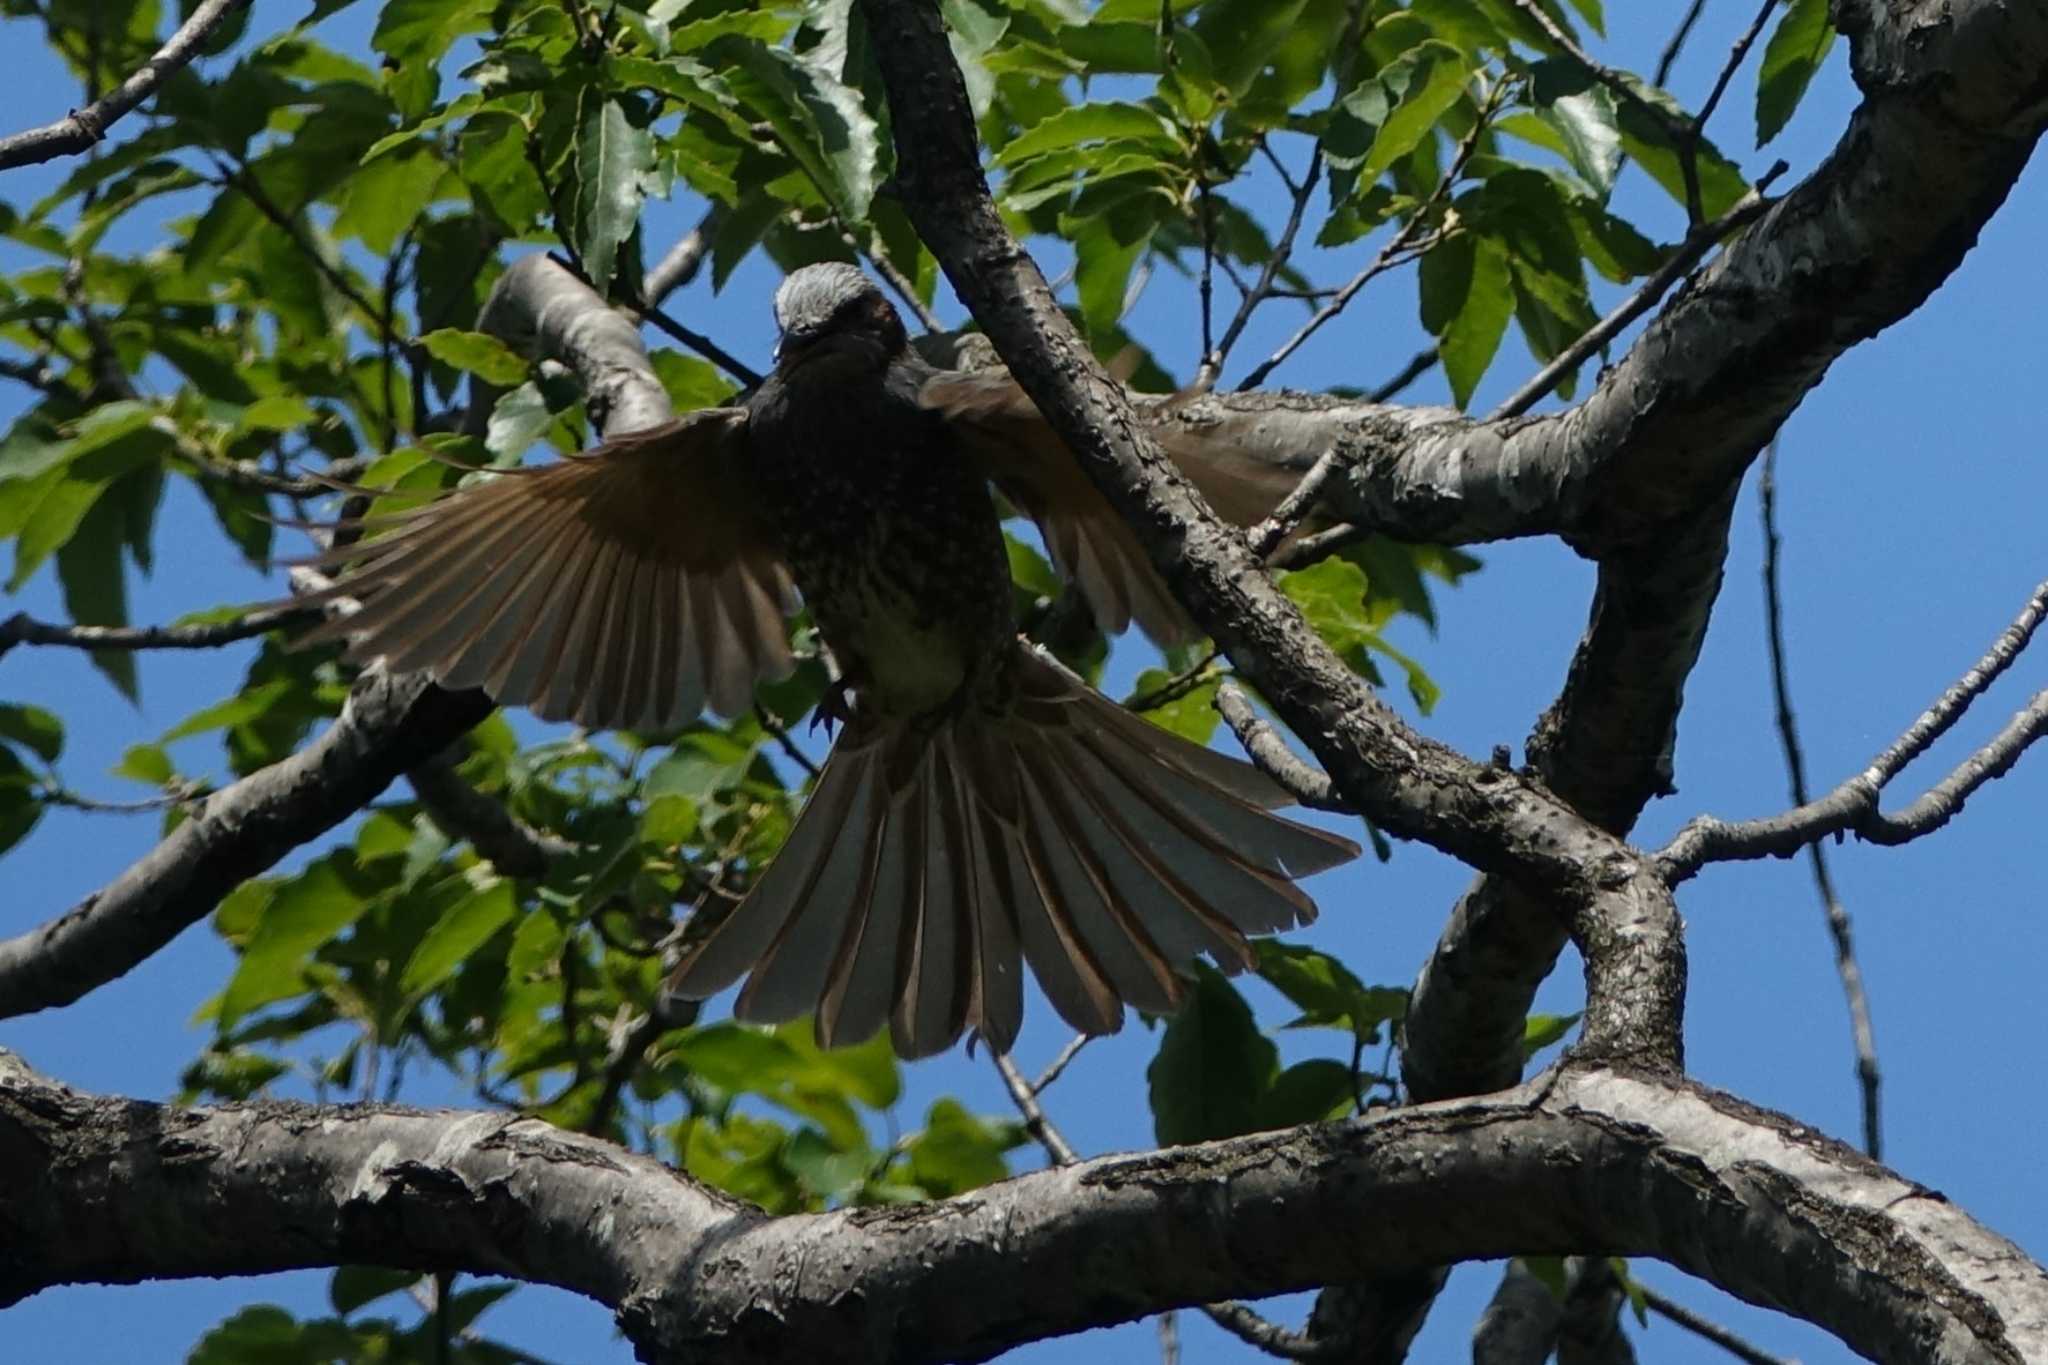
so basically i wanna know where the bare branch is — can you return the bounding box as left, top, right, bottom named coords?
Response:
left=0, top=604, right=313, bottom=663
left=408, top=747, right=577, bottom=879
left=1247, top=447, right=1342, bottom=560
left=1030, top=1033, right=1090, bottom=1094
left=641, top=204, right=719, bottom=305
left=1758, top=443, right=1880, bottom=1160
left=1659, top=577, right=2048, bottom=878
left=1640, top=1285, right=1797, bottom=1365
left=7, top=1057, right=2046, bottom=1365
left=1214, top=683, right=1342, bottom=811
left=0, top=0, right=251, bottom=170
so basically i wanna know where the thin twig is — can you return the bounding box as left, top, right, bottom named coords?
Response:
left=1641, top=1285, right=1798, bottom=1365
left=642, top=205, right=720, bottom=306
left=992, top=1050, right=1079, bottom=1164
left=1248, top=448, right=1343, bottom=560
left=1126, top=650, right=1221, bottom=713
left=1658, top=577, right=2048, bottom=878
left=0, top=0, right=251, bottom=170
left=634, top=303, right=762, bottom=388
left=40, top=785, right=204, bottom=814
left=0, top=354, right=66, bottom=397
left=0, top=605, right=314, bottom=662
left=1216, top=683, right=1346, bottom=812
left=1369, top=347, right=1439, bottom=404
left=1759, top=443, right=1880, bottom=1159
left=1486, top=172, right=1782, bottom=421
left=992, top=1047, right=1327, bottom=1360
left=1653, top=0, right=1710, bottom=88
left=1696, top=0, right=1784, bottom=140
left=756, top=704, right=823, bottom=780
left=1030, top=1033, right=1090, bottom=1094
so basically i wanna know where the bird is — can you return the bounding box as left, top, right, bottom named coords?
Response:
left=290, top=262, right=1360, bottom=1058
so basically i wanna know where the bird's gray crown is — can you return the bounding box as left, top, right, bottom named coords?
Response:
left=773, top=262, right=886, bottom=339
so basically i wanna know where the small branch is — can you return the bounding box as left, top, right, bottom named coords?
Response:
left=992, top=1049, right=1078, bottom=1165
left=0, top=354, right=66, bottom=398
left=1031, top=1033, right=1090, bottom=1094
left=409, top=747, right=577, bottom=879
left=1368, top=347, right=1438, bottom=404
left=1695, top=0, right=1782, bottom=141
left=1659, top=576, right=2048, bottom=879
left=1247, top=448, right=1342, bottom=560
left=633, top=303, right=762, bottom=389
left=0, top=605, right=314, bottom=663
left=992, top=1047, right=1325, bottom=1360
left=755, top=704, right=823, bottom=781
left=1215, top=683, right=1344, bottom=812
left=642, top=205, right=720, bottom=305
left=1653, top=0, right=1710, bottom=88
left=39, top=785, right=204, bottom=814
left=1486, top=175, right=1782, bottom=422
left=0, top=0, right=251, bottom=170
left=1758, top=443, right=1880, bottom=1160
left=1126, top=650, right=1221, bottom=714
left=1865, top=580, right=2048, bottom=787
left=1640, top=1285, right=1797, bottom=1365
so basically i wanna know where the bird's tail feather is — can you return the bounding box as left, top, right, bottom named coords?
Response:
left=663, top=649, right=1358, bottom=1058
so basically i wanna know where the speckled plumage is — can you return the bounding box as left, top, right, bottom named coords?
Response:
left=746, top=275, right=1014, bottom=719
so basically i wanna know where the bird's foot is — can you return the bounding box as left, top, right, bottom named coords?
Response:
left=810, top=677, right=854, bottom=738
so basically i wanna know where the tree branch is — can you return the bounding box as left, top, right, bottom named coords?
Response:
left=0, top=604, right=314, bottom=663
left=0, top=0, right=251, bottom=171
left=1659, top=574, right=2048, bottom=879
left=6, top=1055, right=2044, bottom=1365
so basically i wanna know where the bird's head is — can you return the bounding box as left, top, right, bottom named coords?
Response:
left=771, top=263, right=906, bottom=369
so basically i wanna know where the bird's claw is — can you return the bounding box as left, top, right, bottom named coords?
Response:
left=810, top=677, right=854, bottom=738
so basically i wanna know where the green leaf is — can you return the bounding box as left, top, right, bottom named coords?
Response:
left=218, top=858, right=376, bottom=1028
left=570, top=92, right=656, bottom=295
left=1536, top=84, right=1622, bottom=198
left=0, top=748, right=43, bottom=856
left=400, top=878, right=519, bottom=998
left=1126, top=668, right=1221, bottom=746
left=1148, top=965, right=1277, bottom=1145
left=995, top=102, right=1181, bottom=168
left=1522, top=1010, right=1580, bottom=1060
left=114, top=741, right=174, bottom=785
left=420, top=328, right=531, bottom=386
left=372, top=0, right=493, bottom=63
left=55, top=486, right=140, bottom=700
left=711, top=37, right=882, bottom=222
left=645, top=732, right=760, bottom=801
left=907, top=1098, right=1023, bottom=1196
left=1755, top=0, right=1836, bottom=147
left=1261, top=1058, right=1357, bottom=1127
left=0, top=704, right=63, bottom=763
left=330, top=1266, right=420, bottom=1316
left=1362, top=43, right=1471, bottom=182
left=1439, top=235, right=1513, bottom=407
left=334, top=144, right=445, bottom=254
left=1254, top=941, right=1407, bottom=1040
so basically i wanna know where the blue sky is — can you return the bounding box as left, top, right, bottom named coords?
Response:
left=4, top=4, right=2046, bottom=1363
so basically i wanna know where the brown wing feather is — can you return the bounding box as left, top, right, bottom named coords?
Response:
left=287, top=408, right=796, bottom=732
left=923, top=370, right=1305, bottom=644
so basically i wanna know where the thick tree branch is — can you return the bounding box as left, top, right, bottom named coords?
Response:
left=0, top=0, right=251, bottom=171
left=856, top=0, right=1689, bottom=1074
left=6, top=1055, right=2044, bottom=1365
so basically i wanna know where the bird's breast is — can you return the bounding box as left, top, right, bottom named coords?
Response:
left=747, top=363, right=1014, bottom=719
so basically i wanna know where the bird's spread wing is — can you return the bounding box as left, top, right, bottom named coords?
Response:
left=288, top=407, right=796, bottom=731
left=921, top=370, right=1303, bottom=644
